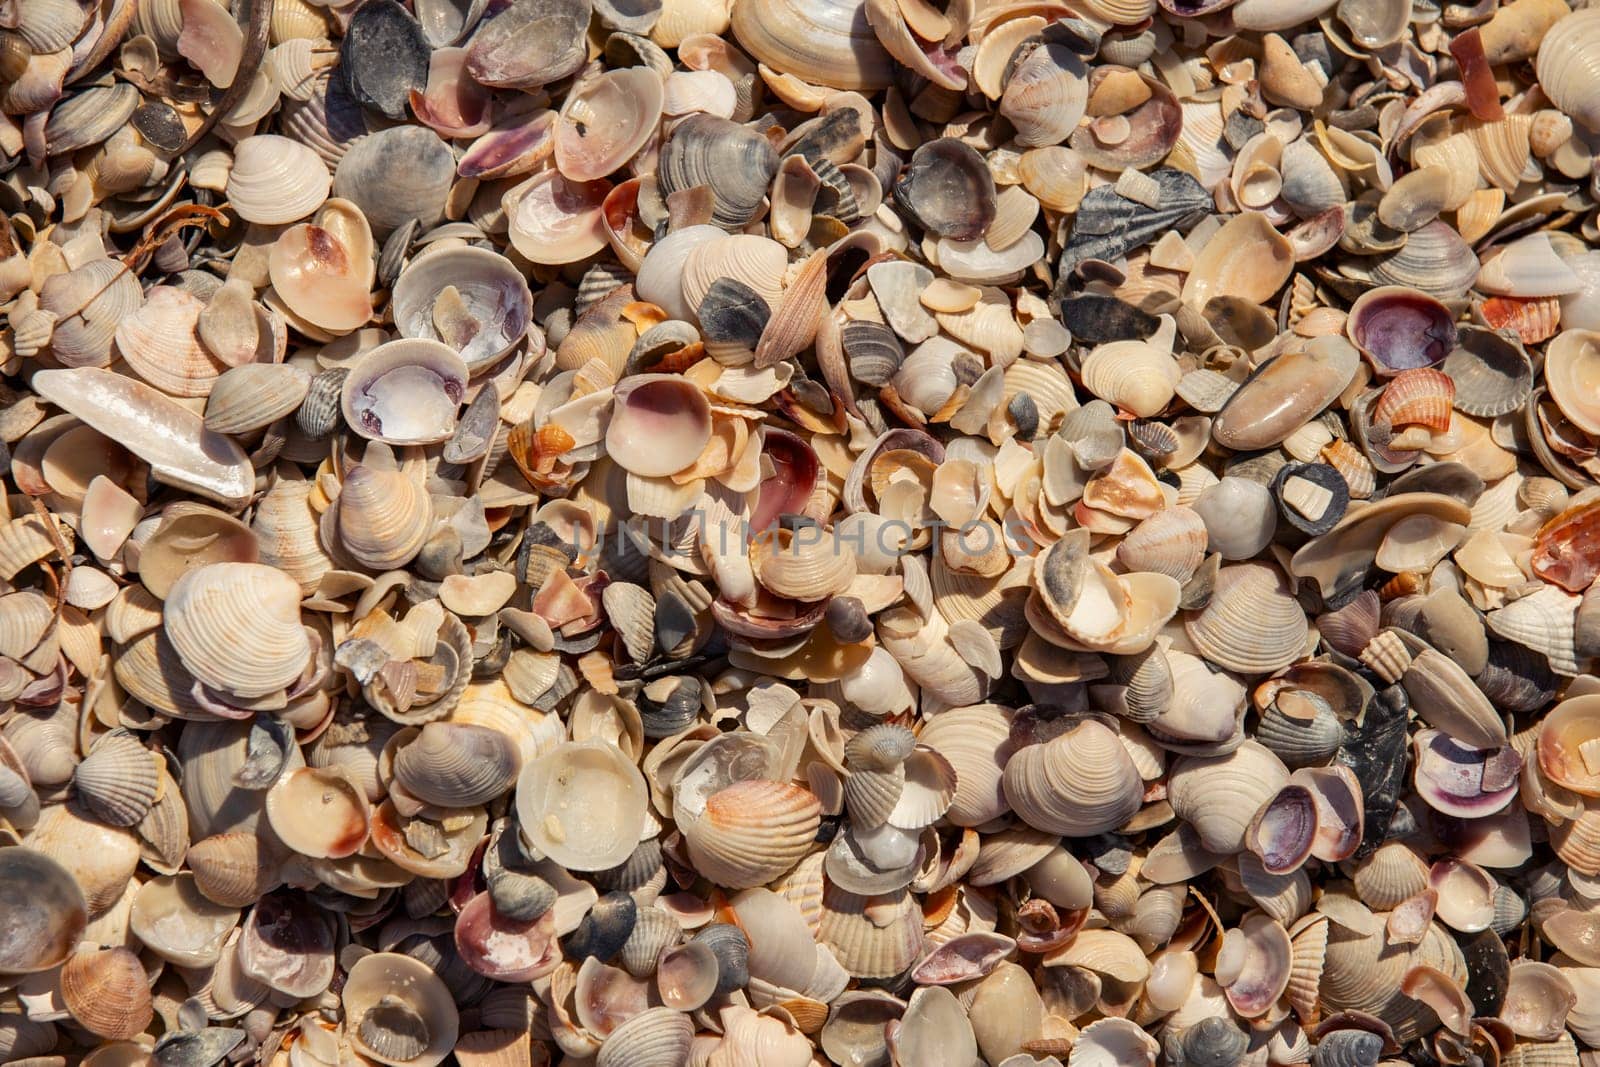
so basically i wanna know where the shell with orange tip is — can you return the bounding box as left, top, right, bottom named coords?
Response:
left=1372, top=368, right=1455, bottom=432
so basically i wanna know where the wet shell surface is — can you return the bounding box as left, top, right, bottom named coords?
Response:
left=4, top=0, right=1600, bottom=1060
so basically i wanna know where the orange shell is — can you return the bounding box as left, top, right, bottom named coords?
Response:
left=1480, top=294, right=1561, bottom=344
left=1372, top=367, right=1455, bottom=432
left=1532, top=500, right=1600, bottom=592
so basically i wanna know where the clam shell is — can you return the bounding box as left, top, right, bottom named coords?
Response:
left=1170, top=740, right=1291, bottom=853
left=682, top=779, right=821, bottom=888
left=164, top=562, right=311, bottom=700
left=819, top=884, right=924, bottom=978
left=1185, top=563, right=1308, bottom=675
left=1003, top=719, right=1144, bottom=836
left=61, top=947, right=153, bottom=1040
left=73, top=729, right=160, bottom=827
left=1536, top=9, right=1600, bottom=131
left=730, top=0, right=892, bottom=90
left=393, top=722, right=521, bottom=807
left=205, top=363, right=312, bottom=436
left=227, top=135, right=332, bottom=224
left=517, top=741, right=650, bottom=872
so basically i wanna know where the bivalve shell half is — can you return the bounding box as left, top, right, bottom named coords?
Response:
left=516, top=741, right=650, bottom=872
left=1185, top=563, right=1308, bottom=675
left=341, top=339, right=468, bottom=446
left=1003, top=719, right=1144, bottom=836
left=226, top=135, right=332, bottom=224
left=683, top=779, right=821, bottom=888
left=60, top=947, right=153, bottom=1040
left=163, top=562, right=311, bottom=700
left=342, top=951, right=459, bottom=1067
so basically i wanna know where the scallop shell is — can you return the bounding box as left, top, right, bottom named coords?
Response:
left=682, top=779, right=821, bottom=889
left=73, top=729, right=160, bottom=827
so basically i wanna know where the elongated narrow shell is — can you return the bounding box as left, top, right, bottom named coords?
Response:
left=682, top=779, right=821, bottom=888
left=1002, top=719, right=1144, bottom=836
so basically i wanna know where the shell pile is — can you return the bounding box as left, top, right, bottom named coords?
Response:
left=10, top=0, right=1600, bottom=1063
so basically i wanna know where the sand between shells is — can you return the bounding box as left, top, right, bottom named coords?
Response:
left=6, top=0, right=1600, bottom=1063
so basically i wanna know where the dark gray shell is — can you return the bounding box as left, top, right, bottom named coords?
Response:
left=296, top=368, right=349, bottom=439
left=1055, top=168, right=1211, bottom=282
left=658, top=115, right=779, bottom=230
left=638, top=675, right=703, bottom=738
left=465, top=0, right=591, bottom=89
left=592, top=838, right=665, bottom=894
left=332, top=126, right=456, bottom=237
left=692, top=922, right=750, bottom=995
left=1272, top=461, right=1350, bottom=537
left=1181, top=1017, right=1251, bottom=1067
left=892, top=138, right=997, bottom=241
left=565, top=892, right=638, bottom=962
left=699, top=279, right=771, bottom=350
left=338, top=0, right=430, bottom=120
left=842, top=320, right=904, bottom=387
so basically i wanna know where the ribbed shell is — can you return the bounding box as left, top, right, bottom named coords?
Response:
left=226, top=135, right=332, bottom=224
left=818, top=884, right=924, bottom=978
left=1185, top=563, right=1309, bottom=674
left=1537, top=9, right=1600, bottom=132
left=1254, top=706, right=1344, bottom=767
left=1353, top=842, right=1432, bottom=910
left=1117, top=506, right=1209, bottom=581
left=163, top=562, right=311, bottom=699
left=205, top=363, right=312, bottom=436
left=60, top=948, right=153, bottom=1040
left=73, top=729, right=160, bottom=827
left=392, top=722, right=521, bottom=807
left=334, top=464, right=432, bottom=571
left=918, top=704, right=1012, bottom=826
left=253, top=473, right=335, bottom=594
left=1169, top=741, right=1291, bottom=853
left=619, top=907, right=682, bottom=978
left=1002, top=720, right=1144, bottom=837
left=682, top=780, right=821, bottom=889
left=188, top=832, right=278, bottom=907
left=596, top=1007, right=694, bottom=1067
left=842, top=766, right=904, bottom=829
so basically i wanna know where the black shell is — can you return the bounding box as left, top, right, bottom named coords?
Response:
left=1055, top=167, right=1210, bottom=282
left=892, top=138, right=996, bottom=241
left=1059, top=294, right=1159, bottom=343
left=1272, top=462, right=1351, bottom=537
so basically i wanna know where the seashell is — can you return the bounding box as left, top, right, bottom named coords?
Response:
left=659, top=114, right=778, bottom=230
left=265, top=766, right=370, bottom=858
left=606, top=374, right=713, bottom=477
left=338, top=0, right=429, bottom=119
left=164, top=562, right=310, bottom=701
left=517, top=741, right=650, bottom=872
left=73, top=729, right=160, bottom=827
left=819, top=883, right=924, bottom=979
left=1183, top=212, right=1295, bottom=310
left=596, top=1007, right=694, bottom=1067
left=567, top=891, right=638, bottom=962
left=60, top=947, right=153, bottom=1040
left=204, top=363, right=312, bottom=436
left=0, top=848, right=87, bottom=974
left=342, top=952, right=459, bottom=1067
left=1080, top=339, right=1181, bottom=419
left=682, top=779, right=820, bottom=888
left=226, top=135, right=331, bottom=224
left=1369, top=221, right=1481, bottom=300
left=341, top=339, right=467, bottom=446
left=1537, top=9, right=1600, bottom=131
left=332, top=125, right=456, bottom=238
left=893, top=139, right=996, bottom=242
left=129, top=872, right=240, bottom=967
left=1479, top=233, right=1582, bottom=297
left=1000, top=44, right=1089, bottom=149
left=1002, top=719, right=1144, bottom=836
left=1170, top=740, right=1291, bottom=853
left=1538, top=695, right=1600, bottom=796
left=556, top=67, right=665, bottom=182
left=393, top=722, right=521, bottom=807
left=729, top=0, right=893, bottom=90
left=1185, top=562, right=1308, bottom=675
